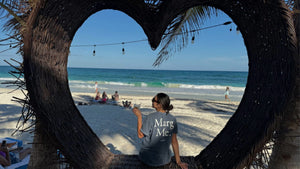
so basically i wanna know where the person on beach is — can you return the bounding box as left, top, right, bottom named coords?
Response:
left=112, top=91, right=119, bottom=101
left=94, top=82, right=98, bottom=93
left=224, top=86, right=231, bottom=102
left=0, top=141, right=32, bottom=167
left=132, top=93, right=188, bottom=169
left=122, top=100, right=131, bottom=108
left=99, top=91, right=108, bottom=103
left=94, top=91, right=101, bottom=101
left=0, top=141, right=11, bottom=167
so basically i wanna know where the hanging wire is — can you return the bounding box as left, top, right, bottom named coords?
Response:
left=0, top=21, right=232, bottom=56
left=70, top=21, right=232, bottom=48
left=71, top=39, right=148, bottom=48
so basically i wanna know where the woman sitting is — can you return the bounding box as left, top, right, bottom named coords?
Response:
left=131, top=93, right=188, bottom=168
left=112, top=91, right=119, bottom=101
left=0, top=140, right=31, bottom=168
left=93, top=91, right=101, bottom=102
left=0, top=142, right=11, bottom=167
left=99, top=91, right=108, bottom=103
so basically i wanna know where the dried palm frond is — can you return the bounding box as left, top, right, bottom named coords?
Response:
left=285, top=0, right=295, bottom=8
left=0, top=0, right=30, bottom=54
left=144, top=0, right=161, bottom=6
left=153, top=6, right=217, bottom=66
left=0, top=0, right=28, bottom=26
left=0, top=1, right=32, bottom=134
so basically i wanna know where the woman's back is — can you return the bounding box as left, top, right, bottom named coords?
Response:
left=139, top=112, right=178, bottom=166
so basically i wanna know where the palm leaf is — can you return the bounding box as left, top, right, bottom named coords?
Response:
left=0, top=0, right=29, bottom=54
left=0, top=0, right=28, bottom=29
left=0, top=0, right=21, bottom=18
left=153, top=6, right=217, bottom=66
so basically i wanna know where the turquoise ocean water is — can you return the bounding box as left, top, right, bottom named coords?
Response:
left=0, top=66, right=248, bottom=101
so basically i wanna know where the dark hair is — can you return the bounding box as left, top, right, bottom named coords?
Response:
left=156, top=93, right=173, bottom=113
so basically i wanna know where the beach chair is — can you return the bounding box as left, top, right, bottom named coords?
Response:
left=1, top=138, right=22, bottom=150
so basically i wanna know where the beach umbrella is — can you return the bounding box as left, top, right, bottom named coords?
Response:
left=0, top=0, right=298, bottom=168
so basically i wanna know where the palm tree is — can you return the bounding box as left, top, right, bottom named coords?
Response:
left=1, top=1, right=62, bottom=168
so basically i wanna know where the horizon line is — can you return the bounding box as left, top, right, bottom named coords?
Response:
left=0, top=65, right=248, bottom=72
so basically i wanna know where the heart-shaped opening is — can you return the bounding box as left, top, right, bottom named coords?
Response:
left=69, top=9, right=247, bottom=157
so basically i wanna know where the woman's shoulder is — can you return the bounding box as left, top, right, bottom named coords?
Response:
left=166, top=112, right=176, bottom=119
left=148, top=111, right=159, bottom=116
left=151, top=111, right=176, bottom=118
left=146, top=111, right=161, bottom=118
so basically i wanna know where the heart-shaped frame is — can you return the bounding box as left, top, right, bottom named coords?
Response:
left=22, top=0, right=297, bottom=168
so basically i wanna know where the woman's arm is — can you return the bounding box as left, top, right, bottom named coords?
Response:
left=171, top=134, right=188, bottom=169
left=132, top=108, right=144, bottom=138
left=0, top=147, right=11, bottom=166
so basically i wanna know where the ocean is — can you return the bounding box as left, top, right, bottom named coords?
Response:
left=0, top=66, right=247, bottom=101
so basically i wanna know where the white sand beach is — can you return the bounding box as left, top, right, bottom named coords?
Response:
left=0, top=88, right=239, bottom=156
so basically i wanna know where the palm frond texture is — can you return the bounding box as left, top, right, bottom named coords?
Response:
left=154, top=6, right=217, bottom=66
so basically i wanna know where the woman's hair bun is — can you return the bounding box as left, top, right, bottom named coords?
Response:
left=168, top=104, right=173, bottom=111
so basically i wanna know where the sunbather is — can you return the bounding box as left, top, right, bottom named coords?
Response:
left=0, top=140, right=31, bottom=167
left=0, top=141, right=11, bottom=167
left=112, top=91, right=119, bottom=101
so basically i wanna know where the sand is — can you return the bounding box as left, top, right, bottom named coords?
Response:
left=0, top=88, right=239, bottom=156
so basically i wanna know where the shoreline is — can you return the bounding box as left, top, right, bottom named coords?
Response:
left=0, top=88, right=239, bottom=156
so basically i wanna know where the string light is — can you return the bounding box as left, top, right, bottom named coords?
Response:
left=122, top=48, right=125, bottom=55
left=0, top=21, right=233, bottom=54
left=191, top=36, right=195, bottom=44
left=69, top=21, right=233, bottom=55
left=93, top=45, right=96, bottom=56
left=236, top=27, right=240, bottom=34
left=122, top=42, right=125, bottom=55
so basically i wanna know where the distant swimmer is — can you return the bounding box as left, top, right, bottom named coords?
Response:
left=224, top=86, right=231, bottom=102
left=94, top=82, right=98, bottom=93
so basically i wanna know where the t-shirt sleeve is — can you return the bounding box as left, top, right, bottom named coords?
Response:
left=173, top=118, right=178, bottom=134
left=141, top=115, right=152, bottom=136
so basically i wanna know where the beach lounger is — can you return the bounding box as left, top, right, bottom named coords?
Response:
left=0, top=138, right=22, bottom=151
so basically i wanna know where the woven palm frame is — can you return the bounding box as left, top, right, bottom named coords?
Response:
left=19, top=0, right=297, bottom=168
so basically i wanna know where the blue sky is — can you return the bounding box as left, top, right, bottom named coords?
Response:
left=0, top=9, right=248, bottom=71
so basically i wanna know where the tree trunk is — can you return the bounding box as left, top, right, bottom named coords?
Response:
left=21, top=1, right=61, bottom=168
left=22, top=1, right=114, bottom=168
left=269, top=1, right=300, bottom=168
left=27, top=121, right=59, bottom=169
